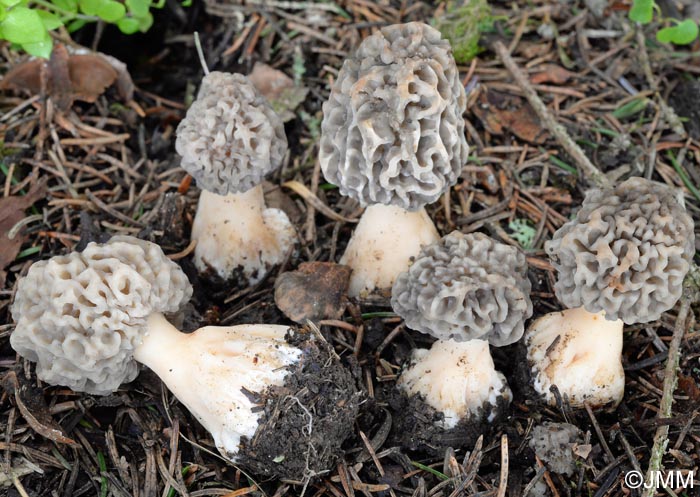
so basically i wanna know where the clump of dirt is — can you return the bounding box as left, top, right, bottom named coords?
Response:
left=384, top=387, right=509, bottom=456
left=669, top=79, right=700, bottom=140
left=237, top=329, right=365, bottom=481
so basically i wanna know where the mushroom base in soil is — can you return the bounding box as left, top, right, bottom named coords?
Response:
left=9, top=236, right=362, bottom=481
left=387, top=339, right=512, bottom=453
left=340, top=203, right=439, bottom=298
left=524, top=307, right=625, bottom=408
left=192, top=184, right=296, bottom=285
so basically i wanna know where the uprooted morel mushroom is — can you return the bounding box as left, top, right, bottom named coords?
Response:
left=10, top=236, right=362, bottom=480
left=320, top=22, right=470, bottom=297
left=176, top=72, right=296, bottom=285
left=388, top=231, right=532, bottom=452
left=526, top=177, right=695, bottom=407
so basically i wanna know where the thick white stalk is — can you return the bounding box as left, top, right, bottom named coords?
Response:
left=398, top=339, right=511, bottom=428
left=340, top=204, right=439, bottom=297
left=191, top=185, right=295, bottom=284
left=134, top=313, right=301, bottom=459
left=525, top=307, right=625, bottom=407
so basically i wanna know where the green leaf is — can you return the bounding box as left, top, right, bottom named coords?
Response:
left=117, top=16, right=139, bottom=33
left=21, top=31, right=52, bottom=58
left=53, top=0, right=78, bottom=13
left=656, top=19, right=699, bottom=45
left=36, top=10, right=63, bottom=30
left=66, top=18, right=86, bottom=31
left=126, top=0, right=150, bottom=17
left=1, top=7, right=47, bottom=44
left=0, top=0, right=22, bottom=8
left=629, top=0, right=654, bottom=24
left=136, top=11, right=152, bottom=31
left=95, top=0, right=125, bottom=22
left=613, top=97, right=648, bottom=119
left=79, top=0, right=101, bottom=15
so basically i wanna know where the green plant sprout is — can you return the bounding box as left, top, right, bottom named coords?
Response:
left=629, top=0, right=699, bottom=45
left=508, top=218, right=537, bottom=250
left=0, top=0, right=189, bottom=58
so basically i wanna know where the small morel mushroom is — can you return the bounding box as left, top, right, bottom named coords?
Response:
left=525, top=308, right=624, bottom=407
left=526, top=177, right=694, bottom=407
left=545, top=177, right=694, bottom=324
left=388, top=232, right=531, bottom=450
left=176, top=71, right=295, bottom=285
left=392, top=231, right=533, bottom=346
left=320, top=22, right=469, bottom=297
left=10, top=236, right=362, bottom=480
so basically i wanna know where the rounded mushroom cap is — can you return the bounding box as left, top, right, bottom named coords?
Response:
left=10, top=236, right=193, bottom=395
left=175, top=71, right=288, bottom=196
left=320, top=22, right=469, bottom=211
left=391, top=231, right=533, bottom=346
left=545, top=177, right=695, bottom=324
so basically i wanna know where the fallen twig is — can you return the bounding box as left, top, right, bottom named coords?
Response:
left=491, top=41, right=610, bottom=189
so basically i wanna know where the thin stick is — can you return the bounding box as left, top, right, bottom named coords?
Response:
left=642, top=290, right=694, bottom=497
left=496, top=434, right=509, bottom=497
left=194, top=32, right=210, bottom=75
left=491, top=41, right=610, bottom=189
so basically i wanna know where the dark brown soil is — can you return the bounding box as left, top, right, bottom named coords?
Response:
left=237, top=328, right=364, bottom=481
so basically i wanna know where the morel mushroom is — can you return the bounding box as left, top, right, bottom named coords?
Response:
left=526, top=177, right=694, bottom=407
left=545, top=177, right=694, bottom=324
left=388, top=232, right=530, bottom=448
left=320, top=22, right=469, bottom=297
left=10, top=236, right=361, bottom=480
left=392, top=231, right=533, bottom=346
left=176, top=71, right=295, bottom=285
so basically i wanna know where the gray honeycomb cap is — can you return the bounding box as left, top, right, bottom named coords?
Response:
left=10, top=236, right=193, bottom=395
left=545, top=177, right=695, bottom=324
left=319, top=22, right=469, bottom=211
left=391, top=231, right=533, bottom=346
left=175, top=72, right=288, bottom=195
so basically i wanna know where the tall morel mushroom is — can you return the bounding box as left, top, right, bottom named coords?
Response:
left=320, top=22, right=469, bottom=297
left=388, top=232, right=532, bottom=450
left=176, top=71, right=295, bottom=285
left=10, top=236, right=362, bottom=480
left=526, top=177, right=695, bottom=407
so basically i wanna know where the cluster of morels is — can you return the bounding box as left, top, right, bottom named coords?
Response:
left=8, top=22, right=695, bottom=482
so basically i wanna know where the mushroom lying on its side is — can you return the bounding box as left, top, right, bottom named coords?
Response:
left=176, top=72, right=295, bottom=285
left=527, top=177, right=695, bottom=407
left=320, top=22, right=469, bottom=297
left=10, top=236, right=362, bottom=480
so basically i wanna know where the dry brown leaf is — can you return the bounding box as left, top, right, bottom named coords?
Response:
left=530, top=64, right=575, bottom=85
left=248, top=62, right=308, bottom=122
left=274, top=262, right=352, bottom=323
left=0, top=43, right=131, bottom=111
left=0, top=181, right=46, bottom=288
left=2, top=371, right=78, bottom=446
left=472, top=89, right=548, bottom=144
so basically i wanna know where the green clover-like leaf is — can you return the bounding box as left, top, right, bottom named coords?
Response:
left=656, top=19, right=699, bottom=45
left=22, top=33, right=53, bottom=58
left=125, top=0, right=150, bottom=18
left=95, top=0, right=125, bottom=22
left=117, top=16, right=139, bottom=34
left=1, top=7, right=47, bottom=44
left=53, top=0, right=78, bottom=13
left=36, top=10, right=63, bottom=30
left=137, top=11, right=152, bottom=31
left=629, top=0, right=654, bottom=24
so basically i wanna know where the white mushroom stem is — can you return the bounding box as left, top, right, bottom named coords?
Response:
left=340, top=204, right=439, bottom=297
left=133, top=313, right=302, bottom=459
left=191, top=185, right=296, bottom=284
left=398, top=339, right=511, bottom=428
left=525, top=307, right=625, bottom=407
